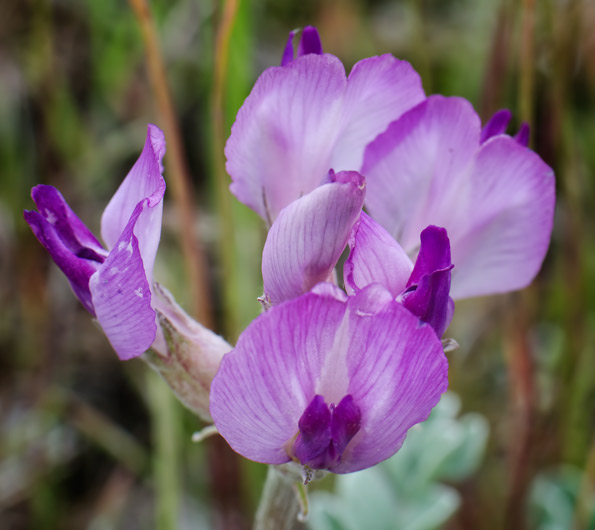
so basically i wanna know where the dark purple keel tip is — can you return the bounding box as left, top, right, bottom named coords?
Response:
left=298, top=26, right=323, bottom=58
left=24, top=209, right=102, bottom=316
left=280, top=26, right=323, bottom=66
left=293, top=394, right=361, bottom=470
left=514, top=122, right=530, bottom=147
left=480, top=109, right=512, bottom=143
left=281, top=30, right=297, bottom=66
left=24, top=185, right=111, bottom=316
left=330, top=395, right=361, bottom=456
left=402, top=226, right=454, bottom=337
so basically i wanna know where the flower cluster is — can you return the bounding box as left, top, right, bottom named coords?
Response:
left=212, top=27, right=555, bottom=474
left=25, top=27, right=555, bottom=477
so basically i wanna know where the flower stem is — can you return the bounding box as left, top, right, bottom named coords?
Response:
left=212, top=0, right=242, bottom=341
left=253, top=466, right=302, bottom=530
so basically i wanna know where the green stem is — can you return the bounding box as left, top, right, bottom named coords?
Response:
left=212, top=0, right=242, bottom=341
left=147, top=368, right=180, bottom=530
left=253, top=466, right=302, bottom=530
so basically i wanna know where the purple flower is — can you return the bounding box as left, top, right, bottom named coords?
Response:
left=261, top=173, right=454, bottom=336
left=24, top=125, right=166, bottom=360
left=225, top=27, right=425, bottom=223
left=210, top=283, right=448, bottom=474
left=345, top=213, right=454, bottom=337
left=227, top=27, right=554, bottom=300
left=362, top=96, right=555, bottom=299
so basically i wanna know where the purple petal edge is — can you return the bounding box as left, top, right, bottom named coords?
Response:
left=407, top=226, right=451, bottom=287
left=293, top=395, right=332, bottom=467
left=90, top=201, right=157, bottom=361
left=293, top=394, right=361, bottom=469
left=24, top=185, right=110, bottom=315
left=100, top=124, right=166, bottom=265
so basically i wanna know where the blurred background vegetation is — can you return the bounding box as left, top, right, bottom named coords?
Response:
left=1, top=0, right=594, bottom=528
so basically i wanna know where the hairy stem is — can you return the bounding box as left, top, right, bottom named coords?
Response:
left=253, top=466, right=302, bottom=530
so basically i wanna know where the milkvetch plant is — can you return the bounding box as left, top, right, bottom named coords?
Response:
left=24, top=25, right=555, bottom=529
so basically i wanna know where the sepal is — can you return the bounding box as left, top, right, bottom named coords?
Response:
left=143, top=284, right=232, bottom=421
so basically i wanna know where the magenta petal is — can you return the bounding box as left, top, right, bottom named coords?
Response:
left=363, top=95, right=554, bottom=299
left=310, top=282, right=349, bottom=302
left=210, top=285, right=448, bottom=472
left=364, top=96, right=481, bottom=252
left=346, top=282, right=395, bottom=316
left=226, top=51, right=424, bottom=223
left=333, top=292, right=448, bottom=473
left=344, top=212, right=413, bottom=297
left=90, top=202, right=157, bottom=360
left=331, top=55, right=425, bottom=173
left=24, top=209, right=100, bottom=315
left=262, top=171, right=365, bottom=305
left=211, top=291, right=348, bottom=465
left=480, top=108, right=511, bottom=143
left=226, top=55, right=347, bottom=221
left=101, top=124, right=166, bottom=280
left=449, top=136, right=555, bottom=299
